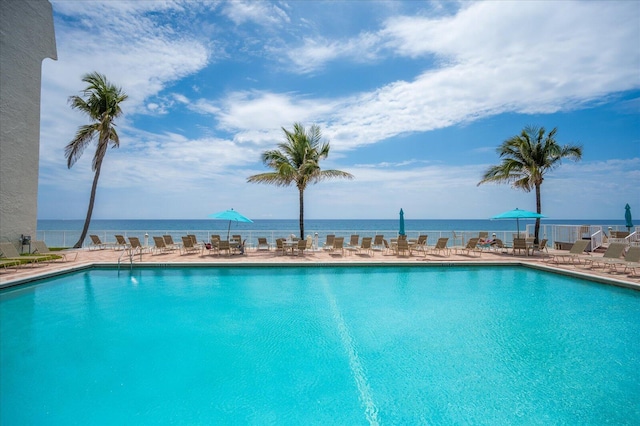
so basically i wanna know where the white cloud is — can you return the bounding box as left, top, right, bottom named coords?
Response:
left=36, top=1, right=639, bottom=221
left=222, top=1, right=290, bottom=26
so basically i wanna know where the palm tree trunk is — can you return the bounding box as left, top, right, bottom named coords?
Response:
left=73, top=163, right=102, bottom=248
left=534, top=183, right=542, bottom=244
left=299, top=188, right=305, bottom=240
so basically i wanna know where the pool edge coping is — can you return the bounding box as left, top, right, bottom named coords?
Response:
left=1, top=260, right=638, bottom=291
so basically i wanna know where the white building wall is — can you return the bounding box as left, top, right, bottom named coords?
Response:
left=0, top=0, right=57, bottom=250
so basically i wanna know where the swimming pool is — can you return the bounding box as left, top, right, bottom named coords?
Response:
left=1, top=266, right=639, bottom=424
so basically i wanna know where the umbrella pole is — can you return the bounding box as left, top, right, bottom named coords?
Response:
left=227, top=221, right=231, bottom=240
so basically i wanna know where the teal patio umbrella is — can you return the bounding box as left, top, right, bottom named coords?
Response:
left=208, top=208, right=253, bottom=240
left=491, top=208, right=546, bottom=237
left=625, top=204, right=633, bottom=231
left=399, top=208, right=405, bottom=236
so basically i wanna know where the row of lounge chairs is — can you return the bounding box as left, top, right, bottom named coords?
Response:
left=0, top=241, right=78, bottom=273
left=546, top=241, right=640, bottom=276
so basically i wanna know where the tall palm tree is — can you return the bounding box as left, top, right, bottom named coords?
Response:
left=65, top=72, right=128, bottom=248
left=478, top=126, right=582, bottom=243
left=247, top=122, right=354, bottom=239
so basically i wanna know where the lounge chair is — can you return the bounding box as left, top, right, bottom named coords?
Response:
left=604, top=246, right=640, bottom=274
left=428, top=237, right=450, bottom=257
left=114, top=234, right=129, bottom=250
left=0, top=242, right=52, bottom=266
left=202, top=236, right=219, bottom=256
left=330, top=237, right=344, bottom=256
left=347, top=237, right=372, bottom=256
left=581, top=243, right=627, bottom=271
left=152, top=236, right=171, bottom=255
left=492, top=238, right=507, bottom=253
left=31, top=240, right=78, bottom=262
left=163, top=235, right=180, bottom=251
left=622, top=246, right=640, bottom=276
left=547, top=239, right=590, bottom=264
left=127, top=237, right=149, bottom=255
left=412, top=235, right=428, bottom=255
left=371, top=235, right=385, bottom=253
left=359, top=237, right=373, bottom=256
left=256, top=237, right=271, bottom=251
left=323, top=234, right=335, bottom=251
left=180, top=236, right=200, bottom=255
left=89, top=234, right=108, bottom=250
left=346, top=235, right=359, bottom=249
left=457, top=238, right=481, bottom=257
left=0, top=258, right=21, bottom=272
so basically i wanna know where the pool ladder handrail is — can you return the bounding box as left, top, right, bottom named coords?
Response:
left=118, top=247, right=143, bottom=271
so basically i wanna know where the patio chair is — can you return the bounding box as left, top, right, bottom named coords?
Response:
left=89, top=234, right=108, bottom=250
left=529, top=239, right=548, bottom=258
left=163, top=235, right=180, bottom=251
left=429, top=237, right=450, bottom=257
left=371, top=235, right=385, bottom=253
left=346, top=234, right=360, bottom=250
left=395, top=238, right=411, bottom=256
left=323, top=234, right=335, bottom=251
left=623, top=247, right=640, bottom=276
left=294, top=239, right=307, bottom=256
left=457, top=238, right=481, bottom=257
left=412, top=235, right=428, bottom=255
left=512, top=238, right=528, bottom=256
left=603, top=246, right=640, bottom=274
left=359, top=237, right=373, bottom=256
left=492, top=238, right=507, bottom=254
left=0, top=242, right=52, bottom=266
left=217, top=240, right=231, bottom=256
left=256, top=237, right=271, bottom=251
left=152, top=236, right=171, bottom=255
left=547, top=240, right=590, bottom=264
left=127, top=237, right=149, bottom=255
left=180, top=236, right=200, bottom=255
left=201, top=236, right=219, bottom=256
left=31, top=240, right=78, bottom=262
left=330, top=237, right=344, bottom=256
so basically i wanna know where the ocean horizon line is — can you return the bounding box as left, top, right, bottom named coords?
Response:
left=39, top=218, right=624, bottom=222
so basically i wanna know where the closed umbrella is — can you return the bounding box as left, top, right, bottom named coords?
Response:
left=625, top=204, right=633, bottom=231
left=491, top=208, right=546, bottom=237
left=208, top=208, right=253, bottom=240
left=399, top=208, right=406, bottom=236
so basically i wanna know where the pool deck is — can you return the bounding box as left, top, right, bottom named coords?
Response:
left=2, top=245, right=639, bottom=290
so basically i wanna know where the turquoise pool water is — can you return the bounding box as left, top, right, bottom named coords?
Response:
left=1, top=266, right=639, bottom=424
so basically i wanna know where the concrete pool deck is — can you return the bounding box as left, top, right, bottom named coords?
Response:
left=2, top=245, right=639, bottom=290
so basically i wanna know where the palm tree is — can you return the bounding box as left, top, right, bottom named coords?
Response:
left=247, top=122, right=354, bottom=239
left=478, top=126, right=582, bottom=243
left=65, top=72, right=128, bottom=248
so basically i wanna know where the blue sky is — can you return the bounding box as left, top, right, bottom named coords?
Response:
left=37, top=0, right=640, bottom=221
